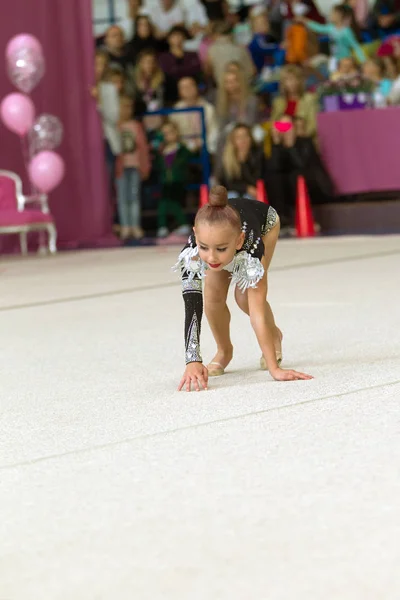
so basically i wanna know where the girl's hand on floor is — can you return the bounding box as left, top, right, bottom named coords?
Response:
left=270, top=367, right=313, bottom=381
left=178, top=362, right=209, bottom=392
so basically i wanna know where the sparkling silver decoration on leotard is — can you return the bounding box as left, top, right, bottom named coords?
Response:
left=261, top=206, right=279, bottom=236
left=172, top=244, right=207, bottom=281
left=182, top=278, right=202, bottom=293
left=223, top=251, right=265, bottom=292
left=185, top=312, right=202, bottom=364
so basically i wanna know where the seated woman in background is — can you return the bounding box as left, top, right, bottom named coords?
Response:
left=102, top=26, right=132, bottom=73
left=217, top=67, right=259, bottom=133
left=271, top=65, right=318, bottom=139
left=159, top=25, right=202, bottom=104
left=216, top=124, right=266, bottom=199
left=268, top=117, right=333, bottom=230
left=126, top=15, right=161, bottom=63
left=132, top=49, right=164, bottom=130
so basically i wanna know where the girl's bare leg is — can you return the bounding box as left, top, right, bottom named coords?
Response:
left=204, top=269, right=233, bottom=371
left=234, top=221, right=283, bottom=355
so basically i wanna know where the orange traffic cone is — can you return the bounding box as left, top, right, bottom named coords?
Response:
left=199, top=184, right=209, bottom=207
left=295, top=175, right=315, bottom=237
left=256, top=179, right=269, bottom=204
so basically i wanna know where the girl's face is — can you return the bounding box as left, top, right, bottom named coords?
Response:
left=339, top=57, right=356, bottom=74
left=283, top=73, right=300, bottom=95
left=253, top=14, right=269, bottom=34
left=363, top=60, right=381, bottom=80
left=106, top=27, right=124, bottom=52
left=162, top=124, right=179, bottom=144
left=140, top=55, right=155, bottom=76
left=224, top=73, right=240, bottom=95
left=120, top=99, right=133, bottom=121
left=330, top=8, right=345, bottom=26
left=195, top=222, right=244, bottom=270
left=95, top=55, right=107, bottom=81
left=137, top=17, right=151, bottom=38
left=383, top=56, right=397, bottom=78
left=226, top=62, right=240, bottom=75
left=110, top=73, right=124, bottom=93
left=169, top=31, right=184, bottom=49
left=232, top=127, right=252, bottom=155
left=178, top=77, right=198, bottom=103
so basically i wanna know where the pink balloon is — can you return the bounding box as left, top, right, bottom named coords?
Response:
left=7, top=47, right=45, bottom=94
left=28, top=151, right=65, bottom=193
left=0, top=93, right=35, bottom=136
left=6, top=34, right=42, bottom=60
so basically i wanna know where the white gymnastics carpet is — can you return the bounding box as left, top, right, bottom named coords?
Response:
left=1, top=235, right=400, bottom=600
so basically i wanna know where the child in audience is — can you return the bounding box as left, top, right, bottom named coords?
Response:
left=362, top=58, right=393, bottom=104
left=116, top=95, right=151, bottom=240
left=302, top=4, right=366, bottom=68
left=330, top=55, right=359, bottom=79
left=248, top=8, right=277, bottom=73
left=107, top=66, right=127, bottom=95
left=154, top=121, right=193, bottom=238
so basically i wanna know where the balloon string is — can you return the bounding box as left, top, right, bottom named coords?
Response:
left=20, top=134, right=37, bottom=196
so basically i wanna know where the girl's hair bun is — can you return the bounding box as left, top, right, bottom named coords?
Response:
left=208, top=185, right=228, bottom=207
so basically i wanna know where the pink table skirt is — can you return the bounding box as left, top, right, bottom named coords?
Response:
left=317, top=108, right=400, bottom=195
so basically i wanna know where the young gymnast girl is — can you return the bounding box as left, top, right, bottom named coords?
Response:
left=174, top=185, right=313, bottom=392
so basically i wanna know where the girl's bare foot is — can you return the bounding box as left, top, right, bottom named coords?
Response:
left=207, top=346, right=233, bottom=377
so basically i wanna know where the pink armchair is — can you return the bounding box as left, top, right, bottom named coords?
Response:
left=0, top=170, right=57, bottom=255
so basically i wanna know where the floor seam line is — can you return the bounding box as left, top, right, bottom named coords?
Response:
left=1, top=378, right=399, bottom=472
left=1, top=248, right=399, bottom=312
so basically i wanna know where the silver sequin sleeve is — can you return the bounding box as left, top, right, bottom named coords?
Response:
left=182, top=275, right=203, bottom=364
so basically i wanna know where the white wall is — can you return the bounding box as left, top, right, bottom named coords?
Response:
left=93, top=0, right=128, bottom=35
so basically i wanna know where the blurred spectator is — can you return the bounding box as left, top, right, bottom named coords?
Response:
left=362, top=57, right=393, bottom=102
left=372, top=0, right=400, bottom=34
left=248, top=8, right=278, bottom=72
left=103, top=26, right=132, bottom=72
left=126, top=15, right=160, bottom=63
left=202, top=0, right=227, bottom=21
left=330, top=56, right=359, bottom=80
left=285, top=20, right=310, bottom=65
left=271, top=65, right=318, bottom=138
left=206, top=21, right=255, bottom=84
left=116, top=96, right=151, bottom=240
left=342, top=0, right=370, bottom=30
left=216, top=123, right=266, bottom=197
left=119, top=0, right=144, bottom=41
left=146, top=0, right=208, bottom=43
left=154, top=121, right=193, bottom=237
left=302, top=5, right=366, bottom=68
left=170, top=76, right=219, bottom=154
left=132, top=49, right=164, bottom=119
left=269, top=0, right=325, bottom=40
left=91, top=50, right=121, bottom=186
left=159, top=26, right=202, bottom=104
left=268, top=117, right=333, bottom=229
left=387, top=61, right=400, bottom=101
left=107, top=65, right=127, bottom=95
left=381, top=53, right=399, bottom=77
left=217, top=68, right=259, bottom=131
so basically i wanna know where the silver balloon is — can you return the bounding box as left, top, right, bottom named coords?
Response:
left=29, top=114, right=64, bottom=155
left=7, top=46, right=45, bottom=94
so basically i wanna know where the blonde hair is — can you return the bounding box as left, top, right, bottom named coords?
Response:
left=217, top=68, right=250, bottom=118
left=279, top=65, right=305, bottom=97
left=222, top=124, right=253, bottom=180
left=135, top=49, right=164, bottom=90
